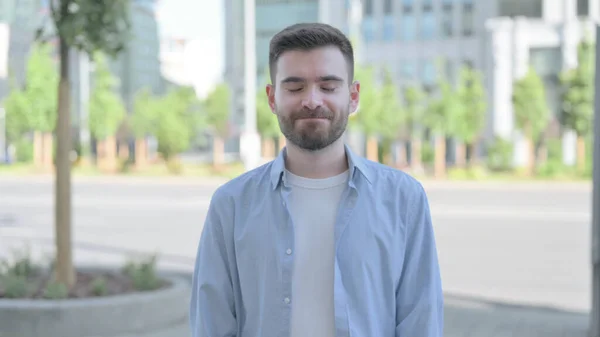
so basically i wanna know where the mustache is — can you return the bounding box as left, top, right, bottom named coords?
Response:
left=291, top=108, right=333, bottom=120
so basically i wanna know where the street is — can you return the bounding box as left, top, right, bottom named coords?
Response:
left=0, top=176, right=593, bottom=336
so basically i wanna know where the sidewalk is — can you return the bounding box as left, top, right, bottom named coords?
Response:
left=443, top=295, right=588, bottom=337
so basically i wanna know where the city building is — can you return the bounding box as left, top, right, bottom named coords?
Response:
left=352, top=0, right=599, bottom=165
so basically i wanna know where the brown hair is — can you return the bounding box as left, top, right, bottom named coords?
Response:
left=268, top=22, right=355, bottom=83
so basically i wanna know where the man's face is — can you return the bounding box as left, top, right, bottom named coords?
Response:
left=266, top=46, right=360, bottom=151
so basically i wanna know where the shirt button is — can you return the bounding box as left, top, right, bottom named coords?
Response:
left=286, top=248, right=292, bottom=255
left=284, top=297, right=291, bottom=304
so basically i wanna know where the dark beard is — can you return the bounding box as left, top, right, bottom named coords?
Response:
left=277, top=107, right=348, bottom=151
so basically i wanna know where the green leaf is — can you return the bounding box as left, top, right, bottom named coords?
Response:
left=88, top=52, right=125, bottom=140
left=512, top=67, right=550, bottom=141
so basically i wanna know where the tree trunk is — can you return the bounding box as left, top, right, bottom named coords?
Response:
left=135, top=138, right=147, bottom=169
left=434, top=135, right=446, bottom=179
left=411, top=137, right=422, bottom=171
left=213, top=136, right=224, bottom=168
left=537, top=142, right=548, bottom=166
left=526, top=137, right=536, bottom=176
left=455, top=141, right=466, bottom=168
left=100, top=136, right=117, bottom=173
left=55, top=37, right=74, bottom=288
left=366, top=136, right=378, bottom=162
left=33, top=131, right=43, bottom=168
left=466, top=143, right=476, bottom=167
left=42, top=132, right=54, bottom=170
left=118, top=141, right=129, bottom=160
left=395, top=141, right=407, bottom=168
left=577, top=135, right=586, bottom=171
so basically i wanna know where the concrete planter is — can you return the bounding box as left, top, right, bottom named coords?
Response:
left=0, top=272, right=190, bottom=337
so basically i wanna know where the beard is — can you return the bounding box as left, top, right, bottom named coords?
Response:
left=276, top=106, right=349, bottom=151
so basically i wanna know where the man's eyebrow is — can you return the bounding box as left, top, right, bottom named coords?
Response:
left=281, top=76, right=305, bottom=84
left=318, top=75, right=344, bottom=82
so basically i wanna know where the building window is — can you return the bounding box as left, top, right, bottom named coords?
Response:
left=498, top=0, right=542, bottom=18
left=363, top=0, right=373, bottom=16
left=401, top=13, right=416, bottom=41
left=578, top=0, right=589, bottom=16
left=441, top=6, right=453, bottom=38
left=462, top=3, right=473, bottom=36
left=384, top=0, right=393, bottom=14
left=422, top=0, right=433, bottom=11
left=402, top=0, right=413, bottom=12
left=362, top=17, right=375, bottom=43
left=422, top=59, right=436, bottom=86
left=400, top=61, right=417, bottom=80
left=383, top=15, right=395, bottom=41
left=422, top=10, right=436, bottom=40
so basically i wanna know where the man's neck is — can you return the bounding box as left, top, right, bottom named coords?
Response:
left=284, top=139, right=349, bottom=179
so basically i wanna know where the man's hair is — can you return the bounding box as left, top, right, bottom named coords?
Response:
left=268, top=22, right=354, bottom=84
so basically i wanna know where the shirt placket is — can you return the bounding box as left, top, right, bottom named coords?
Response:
left=334, top=181, right=358, bottom=337
left=279, top=184, right=295, bottom=337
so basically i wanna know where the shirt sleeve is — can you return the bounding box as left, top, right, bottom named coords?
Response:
left=395, top=184, right=444, bottom=337
left=190, top=190, right=237, bottom=337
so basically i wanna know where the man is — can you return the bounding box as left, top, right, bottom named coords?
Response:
left=190, top=22, right=443, bottom=337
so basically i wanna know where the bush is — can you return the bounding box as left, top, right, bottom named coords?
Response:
left=486, top=136, right=513, bottom=172
left=44, top=281, right=68, bottom=299
left=1, top=273, right=31, bottom=298
left=122, top=254, right=161, bottom=291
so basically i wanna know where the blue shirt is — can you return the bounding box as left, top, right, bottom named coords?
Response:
left=190, top=144, right=444, bottom=337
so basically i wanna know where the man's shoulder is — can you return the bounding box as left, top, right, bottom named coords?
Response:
left=360, top=157, right=425, bottom=197
left=210, top=160, right=274, bottom=203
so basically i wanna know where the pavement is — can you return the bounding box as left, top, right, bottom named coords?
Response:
left=0, top=175, right=593, bottom=336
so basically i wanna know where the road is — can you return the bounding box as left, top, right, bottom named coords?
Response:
left=0, top=176, right=593, bottom=336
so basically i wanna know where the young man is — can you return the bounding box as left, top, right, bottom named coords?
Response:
left=190, top=23, right=443, bottom=337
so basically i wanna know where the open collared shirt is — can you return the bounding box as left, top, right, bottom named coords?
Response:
left=190, top=144, right=444, bottom=337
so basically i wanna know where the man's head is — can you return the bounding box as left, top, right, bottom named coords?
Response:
left=266, top=23, right=360, bottom=152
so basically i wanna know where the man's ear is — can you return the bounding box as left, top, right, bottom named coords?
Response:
left=349, top=80, right=360, bottom=113
left=266, top=84, right=276, bottom=113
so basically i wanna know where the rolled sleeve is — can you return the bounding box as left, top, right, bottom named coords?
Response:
left=190, top=190, right=237, bottom=337
left=395, top=184, right=444, bottom=337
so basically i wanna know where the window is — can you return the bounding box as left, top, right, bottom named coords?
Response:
left=383, top=15, right=395, bottom=41
left=578, top=0, right=589, bottom=16
left=401, top=14, right=416, bottom=41
left=402, top=0, right=413, bottom=12
left=400, top=61, right=417, bottom=80
left=422, top=59, right=436, bottom=86
left=384, top=0, right=393, bottom=14
left=422, top=0, right=433, bottom=10
left=363, top=0, right=373, bottom=16
left=362, top=18, right=375, bottom=43
left=462, top=4, right=473, bottom=36
left=498, top=0, right=542, bottom=18
left=422, top=11, right=436, bottom=40
left=441, top=6, right=453, bottom=38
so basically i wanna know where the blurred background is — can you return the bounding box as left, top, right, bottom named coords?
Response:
left=0, top=0, right=598, bottom=336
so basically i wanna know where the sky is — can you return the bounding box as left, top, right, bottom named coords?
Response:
left=156, top=0, right=224, bottom=98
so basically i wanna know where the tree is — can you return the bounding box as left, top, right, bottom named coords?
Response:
left=560, top=38, right=595, bottom=170
left=89, top=52, right=126, bottom=171
left=203, top=83, right=231, bottom=167
left=257, top=88, right=279, bottom=158
left=154, top=87, right=204, bottom=168
left=424, top=72, right=461, bottom=177
left=403, top=85, right=426, bottom=170
left=47, top=0, right=131, bottom=287
left=351, top=65, right=381, bottom=161
left=453, top=66, right=487, bottom=167
left=130, top=88, right=158, bottom=169
left=512, top=67, right=550, bottom=175
left=377, top=70, right=405, bottom=165
left=25, top=43, right=59, bottom=169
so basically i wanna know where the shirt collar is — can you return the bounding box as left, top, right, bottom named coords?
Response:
left=270, top=143, right=373, bottom=190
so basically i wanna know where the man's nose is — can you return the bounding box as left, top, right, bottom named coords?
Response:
left=301, top=87, right=324, bottom=110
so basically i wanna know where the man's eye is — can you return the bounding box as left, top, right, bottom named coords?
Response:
left=322, top=87, right=336, bottom=92
left=287, top=87, right=303, bottom=92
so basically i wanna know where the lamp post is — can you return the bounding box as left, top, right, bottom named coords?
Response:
left=239, top=0, right=261, bottom=172
left=590, top=23, right=600, bottom=337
